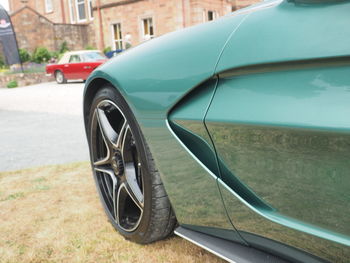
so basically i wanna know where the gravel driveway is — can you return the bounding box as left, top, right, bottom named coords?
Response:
left=0, top=81, right=89, bottom=171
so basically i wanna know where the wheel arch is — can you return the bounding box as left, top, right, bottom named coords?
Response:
left=54, top=69, right=63, bottom=75
left=83, top=77, right=114, bottom=132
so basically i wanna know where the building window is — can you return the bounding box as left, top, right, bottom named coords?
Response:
left=207, top=11, right=216, bottom=21
left=45, top=0, right=53, bottom=13
left=76, top=0, right=86, bottom=22
left=142, top=18, right=154, bottom=40
left=88, top=0, right=94, bottom=20
left=68, top=0, right=75, bottom=23
left=113, top=23, right=123, bottom=50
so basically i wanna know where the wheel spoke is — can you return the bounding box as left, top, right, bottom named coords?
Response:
left=116, top=120, right=129, bottom=152
left=96, top=108, right=119, bottom=148
left=116, top=183, right=143, bottom=231
left=116, top=184, right=126, bottom=224
left=95, top=167, right=113, bottom=195
left=124, top=162, right=144, bottom=209
left=95, top=166, right=118, bottom=218
left=93, top=156, right=110, bottom=167
left=91, top=109, right=110, bottom=166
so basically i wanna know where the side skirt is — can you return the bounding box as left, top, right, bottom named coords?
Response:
left=174, top=226, right=289, bottom=263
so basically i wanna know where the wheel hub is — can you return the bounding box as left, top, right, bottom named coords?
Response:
left=112, top=151, right=124, bottom=176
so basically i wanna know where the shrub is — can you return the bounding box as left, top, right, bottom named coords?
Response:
left=50, top=51, right=59, bottom=58
left=0, top=54, right=5, bottom=67
left=59, top=41, right=69, bottom=54
left=7, top=80, right=18, bottom=88
left=85, top=45, right=96, bottom=50
left=103, top=46, right=112, bottom=54
left=19, top=48, right=31, bottom=63
left=32, top=47, right=51, bottom=63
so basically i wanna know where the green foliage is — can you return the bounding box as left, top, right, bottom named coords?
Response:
left=0, top=53, right=5, bottom=67
left=49, top=51, right=60, bottom=63
left=50, top=51, right=59, bottom=60
left=19, top=48, right=31, bottom=63
left=59, top=41, right=69, bottom=54
left=85, top=45, right=96, bottom=50
left=103, top=46, right=112, bottom=54
left=32, top=47, right=51, bottom=63
left=7, top=80, right=18, bottom=88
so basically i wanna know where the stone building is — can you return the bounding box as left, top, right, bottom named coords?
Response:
left=9, top=0, right=94, bottom=24
left=8, top=0, right=260, bottom=52
left=93, top=0, right=260, bottom=50
left=10, top=6, right=92, bottom=52
left=8, top=0, right=95, bottom=52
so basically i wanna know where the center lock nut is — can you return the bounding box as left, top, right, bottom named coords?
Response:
left=112, top=151, right=124, bottom=176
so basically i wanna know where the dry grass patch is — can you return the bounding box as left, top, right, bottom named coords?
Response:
left=0, top=162, right=225, bottom=263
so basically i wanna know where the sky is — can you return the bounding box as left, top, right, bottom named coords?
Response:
left=0, top=0, right=9, bottom=11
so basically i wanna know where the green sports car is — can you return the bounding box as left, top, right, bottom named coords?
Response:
left=83, top=0, right=350, bottom=262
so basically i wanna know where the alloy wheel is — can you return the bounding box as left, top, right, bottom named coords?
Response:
left=55, top=71, right=64, bottom=83
left=90, top=100, right=144, bottom=232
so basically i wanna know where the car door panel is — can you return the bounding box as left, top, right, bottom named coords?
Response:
left=81, top=63, right=93, bottom=80
left=61, top=63, right=73, bottom=79
left=64, top=54, right=84, bottom=79
left=204, top=2, right=350, bottom=261
left=205, top=63, right=350, bottom=262
left=81, top=62, right=101, bottom=80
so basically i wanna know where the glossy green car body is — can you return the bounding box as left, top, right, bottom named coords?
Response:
left=84, top=0, right=350, bottom=262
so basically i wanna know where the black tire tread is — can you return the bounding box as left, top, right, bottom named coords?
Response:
left=138, top=141, right=177, bottom=243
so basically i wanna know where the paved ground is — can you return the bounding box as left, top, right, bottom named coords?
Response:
left=0, top=81, right=90, bottom=171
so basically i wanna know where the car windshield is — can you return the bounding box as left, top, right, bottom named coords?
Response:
left=82, top=52, right=106, bottom=62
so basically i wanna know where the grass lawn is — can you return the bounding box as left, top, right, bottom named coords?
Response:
left=0, top=162, right=225, bottom=263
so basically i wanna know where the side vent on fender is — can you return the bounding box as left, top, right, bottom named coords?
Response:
left=168, top=78, right=220, bottom=176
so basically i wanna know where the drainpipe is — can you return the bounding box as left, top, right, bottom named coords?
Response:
left=97, top=0, right=105, bottom=49
left=60, top=0, right=66, bottom=23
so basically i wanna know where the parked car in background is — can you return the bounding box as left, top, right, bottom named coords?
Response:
left=46, top=50, right=107, bottom=84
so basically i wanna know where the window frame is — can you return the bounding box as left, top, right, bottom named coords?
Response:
left=112, top=23, right=124, bottom=50
left=75, top=0, right=87, bottom=22
left=68, top=0, right=76, bottom=23
left=141, top=17, right=154, bottom=40
left=45, top=0, right=53, bottom=13
left=207, top=10, right=216, bottom=21
left=88, top=0, right=94, bottom=20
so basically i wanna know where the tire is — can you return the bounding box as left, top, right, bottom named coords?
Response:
left=87, top=85, right=176, bottom=244
left=55, top=70, right=67, bottom=84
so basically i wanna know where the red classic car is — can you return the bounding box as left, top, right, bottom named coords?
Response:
left=46, top=50, right=107, bottom=84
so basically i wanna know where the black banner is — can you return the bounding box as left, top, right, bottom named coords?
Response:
left=0, top=4, right=21, bottom=65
